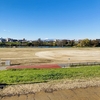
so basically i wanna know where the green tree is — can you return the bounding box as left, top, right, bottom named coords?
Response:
left=77, top=39, right=91, bottom=47
left=91, top=40, right=99, bottom=47
left=67, top=40, right=75, bottom=47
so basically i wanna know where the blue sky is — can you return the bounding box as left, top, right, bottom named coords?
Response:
left=0, top=0, right=100, bottom=40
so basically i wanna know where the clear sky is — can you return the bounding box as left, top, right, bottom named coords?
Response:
left=0, top=0, right=100, bottom=40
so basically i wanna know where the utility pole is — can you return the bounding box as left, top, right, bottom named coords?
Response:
left=0, top=58, right=1, bottom=67
left=68, top=58, right=70, bottom=67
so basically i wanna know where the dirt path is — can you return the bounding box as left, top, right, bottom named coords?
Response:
left=0, top=79, right=100, bottom=100
left=0, top=67, right=6, bottom=70
left=1, top=86, right=100, bottom=100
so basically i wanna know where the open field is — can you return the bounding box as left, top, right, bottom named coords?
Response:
left=0, top=47, right=100, bottom=66
left=0, top=48, right=100, bottom=99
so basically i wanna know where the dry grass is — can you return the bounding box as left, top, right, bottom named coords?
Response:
left=0, top=48, right=56, bottom=65
left=0, top=47, right=100, bottom=66
left=0, top=78, right=100, bottom=96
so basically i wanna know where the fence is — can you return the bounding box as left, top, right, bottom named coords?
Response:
left=59, top=62, right=100, bottom=68
left=0, top=59, right=11, bottom=66
left=0, top=58, right=100, bottom=68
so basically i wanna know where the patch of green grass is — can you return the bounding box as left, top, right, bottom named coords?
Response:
left=0, top=66, right=100, bottom=84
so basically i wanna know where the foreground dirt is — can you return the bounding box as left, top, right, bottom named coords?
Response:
left=0, top=78, right=100, bottom=100
left=0, top=86, right=100, bottom=100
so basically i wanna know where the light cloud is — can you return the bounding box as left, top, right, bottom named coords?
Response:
left=3, top=30, right=10, bottom=32
left=3, top=30, right=6, bottom=32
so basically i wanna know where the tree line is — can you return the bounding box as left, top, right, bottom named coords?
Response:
left=0, top=38, right=100, bottom=47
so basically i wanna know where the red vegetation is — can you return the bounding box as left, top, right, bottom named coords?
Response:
left=6, top=64, right=61, bottom=69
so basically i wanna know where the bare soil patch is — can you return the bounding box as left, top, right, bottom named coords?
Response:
left=1, top=87, right=100, bottom=100
left=0, top=48, right=100, bottom=66
left=35, top=48, right=100, bottom=63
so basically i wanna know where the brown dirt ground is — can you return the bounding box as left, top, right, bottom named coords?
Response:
left=0, top=86, right=100, bottom=100
left=0, top=48, right=100, bottom=65
left=0, top=78, right=100, bottom=100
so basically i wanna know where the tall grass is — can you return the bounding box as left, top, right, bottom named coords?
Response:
left=0, top=66, right=100, bottom=84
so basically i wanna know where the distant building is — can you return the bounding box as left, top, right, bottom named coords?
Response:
left=96, top=39, right=100, bottom=43
left=12, top=39, right=18, bottom=42
left=0, top=38, right=6, bottom=42
left=18, top=38, right=27, bottom=42
left=6, top=38, right=12, bottom=42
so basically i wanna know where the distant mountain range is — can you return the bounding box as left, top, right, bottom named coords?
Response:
left=43, top=39, right=56, bottom=41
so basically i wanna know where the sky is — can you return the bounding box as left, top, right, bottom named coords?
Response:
left=0, top=0, right=100, bottom=40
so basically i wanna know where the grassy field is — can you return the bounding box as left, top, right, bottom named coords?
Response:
left=0, top=66, right=100, bottom=84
